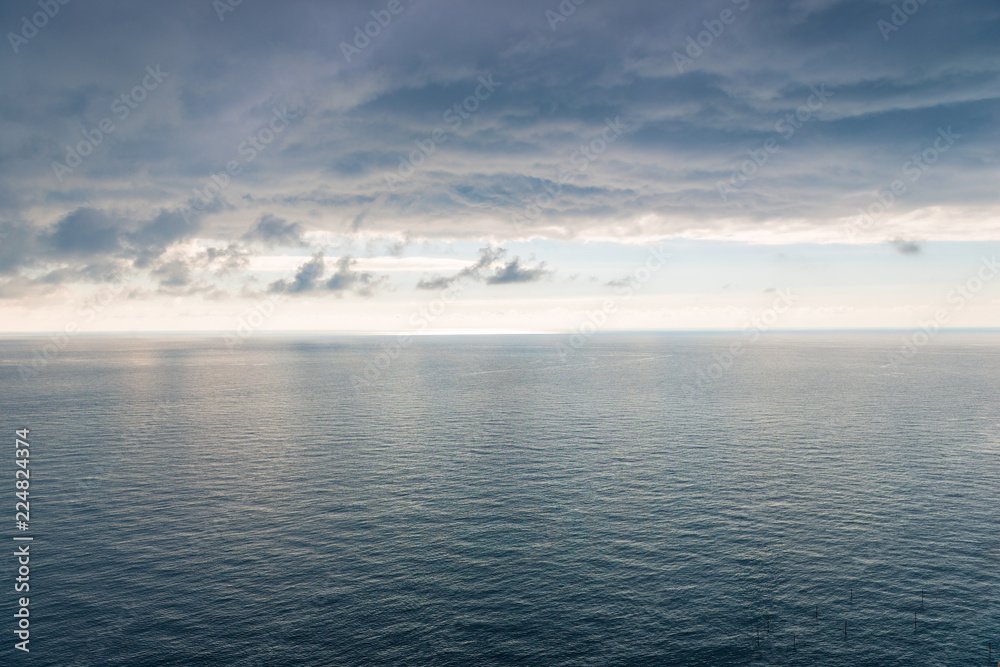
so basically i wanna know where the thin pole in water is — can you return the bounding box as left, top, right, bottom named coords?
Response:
left=850, top=588, right=853, bottom=601
left=815, top=604, right=818, bottom=618
left=844, top=620, right=847, bottom=639
left=914, top=612, right=917, bottom=629
left=793, top=633, right=796, bottom=650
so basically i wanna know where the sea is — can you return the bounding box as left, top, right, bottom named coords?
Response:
left=1, top=333, right=997, bottom=666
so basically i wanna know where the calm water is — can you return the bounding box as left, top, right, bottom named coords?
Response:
left=1, top=333, right=997, bottom=666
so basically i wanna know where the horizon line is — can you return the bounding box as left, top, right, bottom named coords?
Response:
left=1, top=327, right=999, bottom=337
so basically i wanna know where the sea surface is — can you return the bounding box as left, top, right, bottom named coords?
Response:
left=1, top=333, right=997, bottom=666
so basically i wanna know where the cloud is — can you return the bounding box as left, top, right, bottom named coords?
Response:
left=0, top=0, right=997, bottom=308
left=0, top=222, right=39, bottom=275
left=198, top=243, right=251, bottom=273
left=0, top=259, right=127, bottom=300
left=148, top=257, right=232, bottom=297
left=324, top=256, right=387, bottom=297
left=243, top=214, right=307, bottom=247
left=417, top=246, right=549, bottom=287
left=269, top=252, right=326, bottom=294
left=151, top=260, right=192, bottom=288
left=36, top=207, right=200, bottom=271
left=416, top=246, right=507, bottom=289
left=39, top=263, right=127, bottom=285
left=268, top=252, right=386, bottom=297
left=414, top=276, right=455, bottom=291
left=2, top=1, right=994, bottom=246
left=129, top=210, right=201, bottom=262
left=486, top=257, right=550, bottom=284
left=0, top=275, right=54, bottom=300
left=891, top=238, right=921, bottom=255
left=44, top=208, right=123, bottom=256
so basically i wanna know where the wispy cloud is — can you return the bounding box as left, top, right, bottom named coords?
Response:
left=416, top=246, right=548, bottom=289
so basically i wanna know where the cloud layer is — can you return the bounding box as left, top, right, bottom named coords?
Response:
left=1, top=0, right=998, bottom=301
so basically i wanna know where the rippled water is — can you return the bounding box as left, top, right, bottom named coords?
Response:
left=1, top=333, right=997, bottom=665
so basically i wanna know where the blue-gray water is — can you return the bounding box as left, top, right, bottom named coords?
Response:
left=1, top=333, right=998, bottom=666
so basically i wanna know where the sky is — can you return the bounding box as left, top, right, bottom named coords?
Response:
left=1, top=0, right=998, bottom=334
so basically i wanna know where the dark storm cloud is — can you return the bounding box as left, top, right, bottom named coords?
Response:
left=0, top=0, right=997, bottom=293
